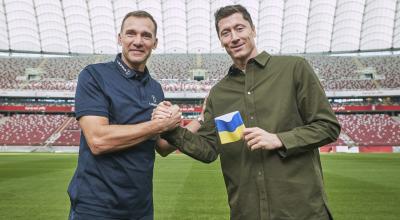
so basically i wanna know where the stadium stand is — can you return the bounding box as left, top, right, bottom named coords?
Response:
left=0, top=57, right=42, bottom=89
left=147, top=54, right=197, bottom=80
left=0, top=54, right=399, bottom=150
left=1, top=112, right=399, bottom=149
left=0, top=54, right=400, bottom=92
left=1, top=54, right=400, bottom=92
left=337, top=114, right=400, bottom=146
left=0, top=114, right=68, bottom=145
left=53, top=130, right=80, bottom=146
left=53, top=118, right=80, bottom=146
left=358, top=56, right=400, bottom=89
left=54, top=131, right=79, bottom=146
left=200, top=54, right=231, bottom=80
left=40, top=56, right=98, bottom=80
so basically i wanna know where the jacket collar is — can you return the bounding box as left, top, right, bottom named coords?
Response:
left=228, top=51, right=271, bottom=75
left=253, top=51, right=271, bottom=67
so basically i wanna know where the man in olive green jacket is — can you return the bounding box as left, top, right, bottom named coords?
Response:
left=156, top=4, right=340, bottom=220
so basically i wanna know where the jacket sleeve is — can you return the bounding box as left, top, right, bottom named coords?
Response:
left=276, top=58, right=341, bottom=157
left=161, top=96, right=219, bottom=163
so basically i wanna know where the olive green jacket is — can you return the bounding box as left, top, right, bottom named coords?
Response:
left=162, top=51, right=340, bottom=220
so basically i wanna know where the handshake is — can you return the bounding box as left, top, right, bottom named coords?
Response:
left=151, top=101, right=182, bottom=133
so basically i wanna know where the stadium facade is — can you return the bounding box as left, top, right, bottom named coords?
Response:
left=0, top=0, right=399, bottom=153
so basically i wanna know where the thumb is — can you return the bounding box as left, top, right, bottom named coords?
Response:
left=242, top=127, right=253, bottom=135
left=162, top=101, right=172, bottom=106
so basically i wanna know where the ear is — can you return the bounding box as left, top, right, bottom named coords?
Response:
left=117, top=33, right=122, bottom=46
left=251, top=26, right=256, bottom=38
left=219, top=34, right=224, bottom=47
left=153, top=37, right=158, bottom=49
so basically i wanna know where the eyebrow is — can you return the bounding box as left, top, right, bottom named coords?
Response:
left=220, top=24, right=245, bottom=34
left=234, top=24, right=245, bottom=28
left=124, top=29, right=153, bottom=37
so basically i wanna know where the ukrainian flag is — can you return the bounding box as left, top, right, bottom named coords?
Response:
left=214, top=111, right=245, bottom=144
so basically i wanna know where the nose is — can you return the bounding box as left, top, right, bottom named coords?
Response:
left=132, top=35, right=143, bottom=47
left=231, top=31, right=240, bottom=43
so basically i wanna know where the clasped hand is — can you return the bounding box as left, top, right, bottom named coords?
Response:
left=152, top=101, right=182, bottom=132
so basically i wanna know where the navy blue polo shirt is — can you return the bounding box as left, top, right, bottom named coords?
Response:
left=68, top=54, right=164, bottom=219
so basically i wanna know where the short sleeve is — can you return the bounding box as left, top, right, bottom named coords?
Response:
left=74, top=67, right=109, bottom=120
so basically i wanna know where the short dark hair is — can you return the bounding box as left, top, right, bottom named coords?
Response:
left=214, top=4, right=254, bottom=36
left=120, top=11, right=158, bottom=36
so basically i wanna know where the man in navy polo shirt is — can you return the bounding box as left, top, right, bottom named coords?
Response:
left=68, top=11, right=180, bottom=220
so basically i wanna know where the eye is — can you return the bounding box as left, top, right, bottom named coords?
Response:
left=143, top=34, right=152, bottom=39
left=141, top=32, right=153, bottom=40
left=221, top=31, right=230, bottom=37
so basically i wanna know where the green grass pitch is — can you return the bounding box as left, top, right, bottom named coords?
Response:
left=0, top=153, right=399, bottom=220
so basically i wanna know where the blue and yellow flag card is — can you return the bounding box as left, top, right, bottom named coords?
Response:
left=214, top=111, right=245, bottom=144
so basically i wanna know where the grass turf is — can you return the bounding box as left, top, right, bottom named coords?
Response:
left=0, top=153, right=399, bottom=220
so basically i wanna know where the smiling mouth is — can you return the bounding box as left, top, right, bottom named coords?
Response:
left=129, top=49, right=145, bottom=54
left=231, top=44, right=244, bottom=51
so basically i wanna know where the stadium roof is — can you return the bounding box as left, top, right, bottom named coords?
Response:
left=0, top=0, right=399, bottom=55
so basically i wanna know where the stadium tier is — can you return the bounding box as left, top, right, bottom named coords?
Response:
left=337, top=114, right=400, bottom=146
left=1, top=54, right=400, bottom=92
left=53, top=130, right=80, bottom=146
left=0, top=114, right=399, bottom=148
left=0, top=54, right=399, bottom=150
left=0, top=114, right=68, bottom=145
left=0, top=57, right=42, bottom=89
left=53, top=118, right=80, bottom=146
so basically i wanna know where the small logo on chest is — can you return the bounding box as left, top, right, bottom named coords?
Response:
left=149, top=95, right=158, bottom=107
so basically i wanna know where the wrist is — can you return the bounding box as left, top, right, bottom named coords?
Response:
left=152, top=119, right=164, bottom=134
left=153, top=118, right=172, bottom=134
left=197, top=116, right=204, bottom=125
left=273, top=134, right=283, bottom=149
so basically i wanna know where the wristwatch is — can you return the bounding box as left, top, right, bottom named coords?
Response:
left=197, top=116, right=204, bottom=125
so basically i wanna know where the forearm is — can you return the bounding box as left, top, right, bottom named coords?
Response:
left=155, top=120, right=202, bottom=157
left=155, top=137, right=176, bottom=157
left=161, top=126, right=218, bottom=163
left=84, top=120, right=162, bottom=155
left=277, top=118, right=340, bottom=157
left=184, top=119, right=202, bottom=133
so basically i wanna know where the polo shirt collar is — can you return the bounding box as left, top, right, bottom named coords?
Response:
left=114, top=53, right=150, bottom=83
left=228, top=51, right=271, bottom=75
